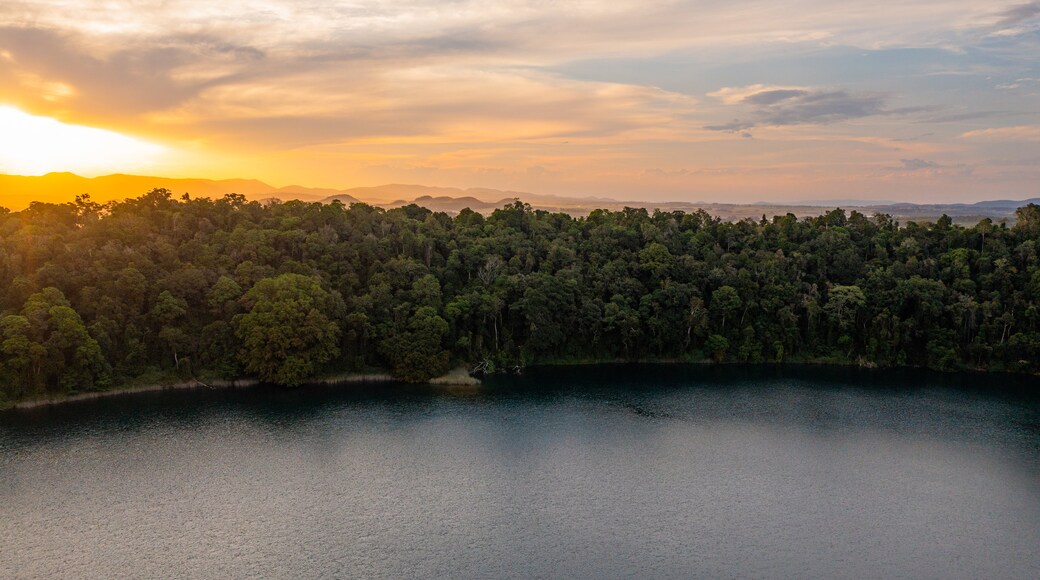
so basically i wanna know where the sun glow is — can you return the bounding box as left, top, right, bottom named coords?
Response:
left=0, top=106, right=166, bottom=176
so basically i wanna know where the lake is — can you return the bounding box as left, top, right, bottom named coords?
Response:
left=2, top=365, right=1038, bottom=579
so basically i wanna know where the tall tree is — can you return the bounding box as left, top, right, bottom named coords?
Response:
left=234, top=274, right=344, bottom=385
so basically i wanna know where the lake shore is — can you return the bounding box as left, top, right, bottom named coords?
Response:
left=6, top=358, right=1035, bottom=411
left=5, top=367, right=481, bottom=410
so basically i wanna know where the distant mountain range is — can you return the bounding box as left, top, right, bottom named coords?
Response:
left=1, top=172, right=1036, bottom=224
left=0, top=172, right=332, bottom=206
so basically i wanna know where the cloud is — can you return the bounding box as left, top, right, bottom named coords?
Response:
left=756, top=90, right=888, bottom=125
left=0, top=1, right=995, bottom=53
left=984, top=155, right=1040, bottom=167
left=899, top=158, right=940, bottom=171
left=961, top=126, right=1040, bottom=141
left=0, top=26, right=266, bottom=125
left=703, top=119, right=756, bottom=132
left=0, top=19, right=706, bottom=149
left=707, top=84, right=807, bottom=105
left=881, top=158, right=972, bottom=177
left=642, top=168, right=694, bottom=178
left=0, top=1, right=1036, bottom=201
left=145, top=63, right=703, bottom=151
left=923, top=111, right=1008, bottom=123
left=1, top=3, right=1029, bottom=146
left=994, top=1, right=1040, bottom=29
left=705, top=85, right=896, bottom=133
left=743, top=89, right=811, bottom=106
left=996, top=77, right=1040, bottom=90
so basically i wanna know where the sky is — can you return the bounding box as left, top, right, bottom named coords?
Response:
left=0, top=1, right=1038, bottom=203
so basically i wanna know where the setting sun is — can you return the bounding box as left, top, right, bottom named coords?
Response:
left=0, top=105, right=165, bottom=176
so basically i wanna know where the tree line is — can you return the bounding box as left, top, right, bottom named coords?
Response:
left=1, top=189, right=1038, bottom=402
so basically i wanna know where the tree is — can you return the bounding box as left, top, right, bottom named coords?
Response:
left=379, top=306, right=451, bottom=382
left=639, top=242, right=674, bottom=284
left=234, top=274, right=343, bottom=385
left=208, top=276, right=243, bottom=317
left=824, top=285, right=866, bottom=332
left=1, top=315, right=45, bottom=398
left=1014, top=203, right=1040, bottom=236
left=686, top=296, right=709, bottom=349
left=705, top=334, right=729, bottom=362
left=516, top=273, right=576, bottom=355
left=737, top=325, right=760, bottom=362
left=151, top=290, right=190, bottom=369
left=411, top=274, right=442, bottom=309
left=710, top=286, right=742, bottom=333
left=5, top=288, right=109, bottom=394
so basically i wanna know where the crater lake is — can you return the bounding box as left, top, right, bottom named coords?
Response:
left=2, top=365, right=1038, bottom=579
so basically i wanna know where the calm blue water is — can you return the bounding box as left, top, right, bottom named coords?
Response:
left=2, top=365, right=1038, bottom=579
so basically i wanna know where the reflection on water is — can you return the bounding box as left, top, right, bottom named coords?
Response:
left=2, top=365, right=1038, bottom=579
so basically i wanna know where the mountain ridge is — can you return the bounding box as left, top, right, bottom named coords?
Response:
left=1, top=172, right=1036, bottom=223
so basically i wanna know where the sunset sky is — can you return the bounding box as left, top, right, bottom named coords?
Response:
left=1, top=1, right=1038, bottom=202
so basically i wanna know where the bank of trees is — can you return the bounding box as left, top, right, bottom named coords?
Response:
left=0, top=190, right=1037, bottom=400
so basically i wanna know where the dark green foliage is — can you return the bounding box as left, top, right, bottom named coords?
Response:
left=706, top=335, right=730, bottom=362
left=379, top=306, right=451, bottom=382
left=0, top=191, right=1038, bottom=400
left=234, top=274, right=344, bottom=386
left=0, top=288, right=109, bottom=396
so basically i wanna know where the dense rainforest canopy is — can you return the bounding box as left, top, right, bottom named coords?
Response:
left=1, top=190, right=1038, bottom=401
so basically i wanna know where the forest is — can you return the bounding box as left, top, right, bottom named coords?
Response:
left=1, top=189, right=1038, bottom=403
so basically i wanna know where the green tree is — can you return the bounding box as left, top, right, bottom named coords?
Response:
left=208, top=276, right=243, bottom=316
left=151, top=290, right=190, bottom=369
left=8, top=288, right=109, bottom=394
left=710, top=286, right=742, bottom=333
left=705, top=334, right=729, bottom=362
left=1, top=315, right=45, bottom=398
left=824, top=286, right=865, bottom=329
left=234, top=274, right=343, bottom=385
left=1014, top=203, right=1040, bottom=236
left=379, top=306, right=451, bottom=382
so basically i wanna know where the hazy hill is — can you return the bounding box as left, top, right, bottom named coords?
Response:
left=330, top=184, right=475, bottom=204
left=0, top=172, right=1035, bottom=224
left=379, top=195, right=512, bottom=213
left=967, top=198, right=1040, bottom=210
left=321, top=194, right=364, bottom=205
left=0, top=172, right=328, bottom=208
left=273, top=185, right=345, bottom=199
left=329, top=184, right=532, bottom=205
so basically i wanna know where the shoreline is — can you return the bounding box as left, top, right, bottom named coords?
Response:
left=5, top=368, right=481, bottom=411
left=6, top=378, right=261, bottom=410
left=4, top=359, right=1035, bottom=411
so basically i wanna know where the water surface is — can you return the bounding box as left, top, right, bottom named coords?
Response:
left=2, top=365, right=1038, bottom=579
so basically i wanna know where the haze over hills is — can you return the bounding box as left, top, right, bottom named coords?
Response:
left=0, top=172, right=1036, bottom=224
left=0, top=172, right=332, bottom=206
